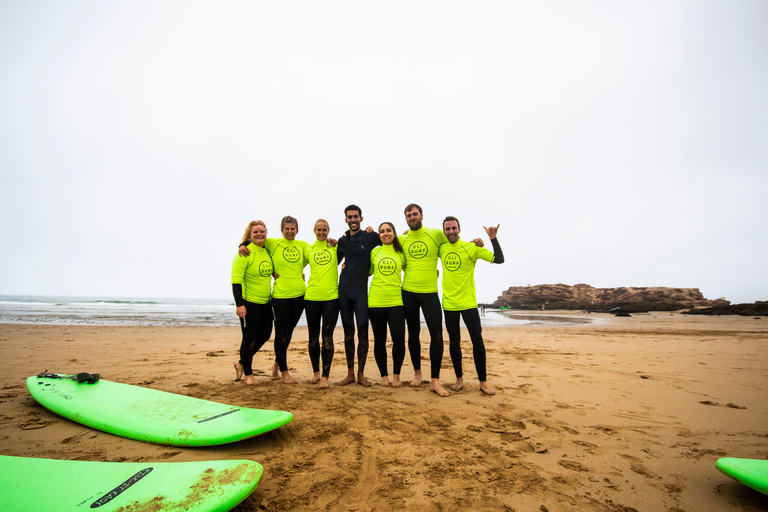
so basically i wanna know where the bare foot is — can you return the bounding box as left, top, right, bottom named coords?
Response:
left=479, top=381, right=496, bottom=395
left=308, top=372, right=321, bottom=384
left=392, top=375, right=402, bottom=388
left=244, top=374, right=258, bottom=386
left=376, top=376, right=391, bottom=387
left=449, top=378, right=464, bottom=392
left=410, top=370, right=423, bottom=387
left=234, top=362, right=244, bottom=381
left=357, top=372, right=372, bottom=387
left=271, top=362, right=281, bottom=381
left=335, top=370, right=356, bottom=386
left=319, top=377, right=330, bottom=389
left=281, top=371, right=297, bottom=385
left=430, top=378, right=450, bottom=397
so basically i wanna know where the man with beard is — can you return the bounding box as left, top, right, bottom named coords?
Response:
left=440, top=216, right=504, bottom=395
left=398, top=203, right=482, bottom=397
left=335, top=204, right=381, bottom=387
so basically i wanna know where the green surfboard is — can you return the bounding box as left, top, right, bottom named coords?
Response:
left=716, top=457, right=768, bottom=495
left=27, top=373, right=292, bottom=446
left=0, top=455, right=262, bottom=512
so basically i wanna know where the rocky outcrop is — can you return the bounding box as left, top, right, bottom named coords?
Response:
left=492, top=283, right=728, bottom=312
left=682, top=302, right=768, bottom=316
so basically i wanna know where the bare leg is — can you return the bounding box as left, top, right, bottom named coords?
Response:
left=410, top=369, right=423, bottom=387
left=281, top=371, right=297, bottom=384
left=450, top=377, right=464, bottom=392
left=392, top=375, right=402, bottom=388
left=336, top=368, right=356, bottom=386
left=377, top=376, right=391, bottom=387
left=234, top=362, right=244, bottom=381
left=357, top=371, right=372, bottom=387
left=430, top=378, right=450, bottom=397
left=271, top=362, right=280, bottom=381
left=479, top=381, right=496, bottom=395
left=244, top=374, right=258, bottom=386
left=309, top=371, right=321, bottom=384
left=319, top=376, right=330, bottom=389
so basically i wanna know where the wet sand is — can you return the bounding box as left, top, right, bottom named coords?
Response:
left=1, top=312, right=767, bottom=511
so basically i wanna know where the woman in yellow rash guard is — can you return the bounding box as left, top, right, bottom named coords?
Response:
left=368, top=222, right=407, bottom=388
left=266, top=216, right=309, bottom=384
left=232, top=220, right=274, bottom=386
left=303, top=219, right=339, bottom=389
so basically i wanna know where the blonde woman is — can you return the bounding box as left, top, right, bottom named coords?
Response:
left=303, top=219, right=340, bottom=388
left=232, top=221, right=274, bottom=386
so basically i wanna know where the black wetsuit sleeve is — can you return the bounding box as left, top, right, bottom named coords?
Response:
left=232, top=284, right=245, bottom=307
left=491, top=238, right=504, bottom=264
left=239, top=241, right=247, bottom=248
left=337, top=237, right=346, bottom=265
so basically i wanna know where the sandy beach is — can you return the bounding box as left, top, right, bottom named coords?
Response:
left=1, top=312, right=767, bottom=511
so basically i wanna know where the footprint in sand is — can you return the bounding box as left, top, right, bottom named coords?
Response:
left=699, top=400, right=747, bottom=409
left=559, top=460, right=589, bottom=472
left=62, top=431, right=97, bottom=443
left=629, top=462, right=660, bottom=479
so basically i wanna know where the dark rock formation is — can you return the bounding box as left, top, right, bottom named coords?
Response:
left=493, top=283, right=728, bottom=312
left=681, top=302, right=768, bottom=316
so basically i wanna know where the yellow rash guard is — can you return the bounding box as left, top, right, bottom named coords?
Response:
left=231, top=243, right=274, bottom=304
left=304, top=240, right=339, bottom=301
left=368, top=244, right=406, bottom=308
left=265, top=238, right=309, bottom=299
left=397, top=227, right=448, bottom=294
left=439, top=238, right=495, bottom=311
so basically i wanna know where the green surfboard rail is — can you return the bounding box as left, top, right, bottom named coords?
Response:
left=0, top=455, right=263, bottom=512
left=26, top=374, right=292, bottom=446
left=716, top=457, right=768, bottom=496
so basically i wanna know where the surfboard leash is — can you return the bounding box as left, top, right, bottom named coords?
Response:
left=36, top=371, right=101, bottom=384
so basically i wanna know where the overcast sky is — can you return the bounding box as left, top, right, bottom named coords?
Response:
left=1, top=0, right=766, bottom=304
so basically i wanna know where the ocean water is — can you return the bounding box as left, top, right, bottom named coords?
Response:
left=0, top=295, right=236, bottom=327
left=0, top=295, right=531, bottom=327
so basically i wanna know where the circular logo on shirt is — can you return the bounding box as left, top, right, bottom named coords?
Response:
left=377, top=257, right=397, bottom=276
left=282, top=246, right=301, bottom=263
left=259, top=261, right=273, bottom=277
left=444, top=253, right=461, bottom=272
left=408, top=241, right=428, bottom=259
left=314, top=250, right=331, bottom=266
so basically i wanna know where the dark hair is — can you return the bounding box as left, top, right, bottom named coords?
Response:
left=281, top=215, right=299, bottom=232
left=345, top=204, right=362, bottom=217
left=404, top=203, right=422, bottom=215
left=443, top=216, right=461, bottom=230
left=379, top=222, right=404, bottom=253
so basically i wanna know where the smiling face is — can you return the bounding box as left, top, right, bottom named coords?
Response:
left=314, top=220, right=329, bottom=242
left=250, top=224, right=267, bottom=246
left=443, top=219, right=460, bottom=243
left=282, top=223, right=297, bottom=240
left=405, top=206, right=423, bottom=231
left=345, top=209, right=362, bottom=234
left=379, top=223, right=395, bottom=245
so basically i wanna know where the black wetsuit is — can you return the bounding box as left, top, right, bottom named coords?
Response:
left=232, top=284, right=273, bottom=376
left=336, top=229, right=381, bottom=372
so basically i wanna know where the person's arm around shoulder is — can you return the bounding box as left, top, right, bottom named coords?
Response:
left=369, top=246, right=378, bottom=276
left=484, top=224, right=504, bottom=264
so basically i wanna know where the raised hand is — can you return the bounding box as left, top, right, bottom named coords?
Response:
left=483, top=224, right=500, bottom=239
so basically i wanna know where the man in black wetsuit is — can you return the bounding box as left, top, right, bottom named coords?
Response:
left=335, top=204, right=381, bottom=387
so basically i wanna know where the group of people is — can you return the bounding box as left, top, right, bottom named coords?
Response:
left=230, top=204, right=504, bottom=396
